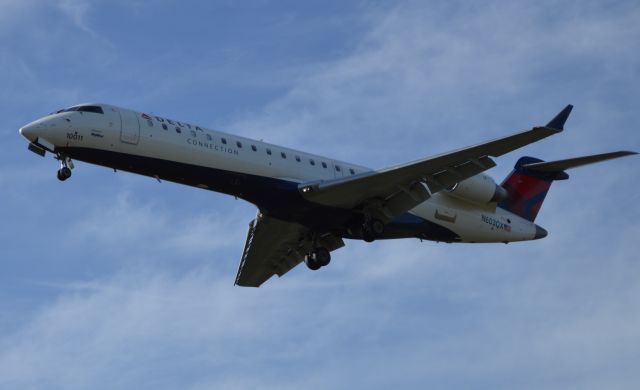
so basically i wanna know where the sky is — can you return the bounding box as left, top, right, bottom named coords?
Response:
left=1, top=0, right=639, bottom=388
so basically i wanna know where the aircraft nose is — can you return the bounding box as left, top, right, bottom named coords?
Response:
left=19, top=122, right=43, bottom=142
left=19, top=125, right=36, bottom=141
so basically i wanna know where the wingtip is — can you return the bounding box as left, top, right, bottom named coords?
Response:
left=616, top=150, right=639, bottom=157
left=545, top=104, right=573, bottom=130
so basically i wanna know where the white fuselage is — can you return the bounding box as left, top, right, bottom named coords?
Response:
left=19, top=103, right=539, bottom=243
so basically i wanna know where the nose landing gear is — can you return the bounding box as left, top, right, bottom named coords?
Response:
left=57, top=166, right=71, bottom=181
left=56, top=154, right=74, bottom=181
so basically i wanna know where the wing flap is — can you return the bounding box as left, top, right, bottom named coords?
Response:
left=234, top=212, right=345, bottom=287
left=301, top=124, right=563, bottom=210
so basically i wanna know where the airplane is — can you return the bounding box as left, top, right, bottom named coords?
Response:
left=19, top=103, right=637, bottom=287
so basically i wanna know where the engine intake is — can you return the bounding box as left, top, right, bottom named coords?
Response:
left=445, top=173, right=508, bottom=204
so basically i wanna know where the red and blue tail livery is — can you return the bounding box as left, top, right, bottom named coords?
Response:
left=499, top=156, right=567, bottom=222
left=500, top=151, right=636, bottom=222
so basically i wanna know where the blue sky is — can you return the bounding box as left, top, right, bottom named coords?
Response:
left=1, top=1, right=639, bottom=388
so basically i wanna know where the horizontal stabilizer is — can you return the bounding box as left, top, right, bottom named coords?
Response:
left=522, top=151, right=638, bottom=172
left=545, top=104, right=573, bottom=130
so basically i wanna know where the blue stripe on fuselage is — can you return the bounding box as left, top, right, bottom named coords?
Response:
left=60, top=147, right=459, bottom=242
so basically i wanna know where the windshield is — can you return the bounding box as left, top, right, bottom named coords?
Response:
left=52, top=105, right=104, bottom=115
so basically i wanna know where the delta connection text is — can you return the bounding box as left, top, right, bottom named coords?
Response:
left=146, top=113, right=239, bottom=155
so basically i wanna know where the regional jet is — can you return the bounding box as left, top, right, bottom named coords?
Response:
left=19, top=104, right=637, bottom=286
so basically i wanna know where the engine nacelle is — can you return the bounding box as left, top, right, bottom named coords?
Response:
left=445, top=173, right=508, bottom=204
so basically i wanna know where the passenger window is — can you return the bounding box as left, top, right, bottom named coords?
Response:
left=221, top=138, right=227, bottom=144
left=321, top=162, right=327, bottom=168
left=175, top=127, right=181, bottom=134
left=266, top=148, right=272, bottom=155
left=281, top=152, right=287, bottom=159
left=206, top=134, right=212, bottom=141
left=162, top=124, right=168, bottom=130
left=349, top=168, right=355, bottom=175
left=236, top=141, right=242, bottom=148
left=295, top=155, right=301, bottom=162
left=335, top=165, right=341, bottom=172
left=251, top=145, right=257, bottom=152
left=190, top=130, right=197, bottom=137
left=310, top=159, right=315, bottom=166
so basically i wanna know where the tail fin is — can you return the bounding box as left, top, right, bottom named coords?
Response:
left=499, top=151, right=637, bottom=222
left=498, top=157, right=566, bottom=222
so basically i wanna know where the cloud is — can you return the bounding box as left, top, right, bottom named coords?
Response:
left=2, top=1, right=639, bottom=389
left=68, top=191, right=248, bottom=262
left=1, top=235, right=639, bottom=389
left=227, top=1, right=640, bottom=167
left=56, top=0, right=93, bottom=33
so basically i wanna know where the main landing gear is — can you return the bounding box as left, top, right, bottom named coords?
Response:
left=304, top=247, right=331, bottom=271
left=56, top=154, right=74, bottom=181
left=362, top=218, right=384, bottom=243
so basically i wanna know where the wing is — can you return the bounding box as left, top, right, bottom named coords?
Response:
left=234, top=212, right=345, bottom=287
left=299, top=105, right=573, bottom=218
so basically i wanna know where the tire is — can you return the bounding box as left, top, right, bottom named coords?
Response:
left=371, top=219, right=385, bottom=235
left=362, top=228, right=376, bottom=243
left=305, top=255, right=321, bottom=271
left=57, top=168, right=70, bottom=181
left=315, top=247, right=331, bottom=267
left=60, top=167, right=72, bottom=179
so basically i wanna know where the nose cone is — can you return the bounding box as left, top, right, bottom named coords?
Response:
left=534, top=225, right=548, bottom=240
left=19, top=124, right=37, bottom=142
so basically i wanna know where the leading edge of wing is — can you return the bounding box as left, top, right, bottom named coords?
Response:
left=373, top=104, right=573, bottom=178
left=301, top=106, right=570, bottom=209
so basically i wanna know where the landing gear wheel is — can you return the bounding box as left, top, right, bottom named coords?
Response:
left=362, top=218, right=384, bottom=242
left=55, top=154, right=73, bottom=182
left=305, top=254, right=321, bottom=271
left=57, top=167, right=72, bottom=181
left=370, top=219, right=384, bottom=235
left=305, top=247, right=331, bottom=270
left=362, top=228, right=376, bottom=243
left=315, top=247, right=331, bottom=267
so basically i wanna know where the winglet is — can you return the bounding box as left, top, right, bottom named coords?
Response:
left=545, top=104, right=573, bottom=130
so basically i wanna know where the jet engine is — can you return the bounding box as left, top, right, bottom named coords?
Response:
left=445, top=173, right=508, bottom=204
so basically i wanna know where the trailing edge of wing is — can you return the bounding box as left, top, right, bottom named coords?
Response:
left=300, top=106, right=569, bottom=209
left=234, top=212, right=345, bottom=287
left=234, top=214, right=308, bottom=287
left=522, top=151, right=638, bottom=172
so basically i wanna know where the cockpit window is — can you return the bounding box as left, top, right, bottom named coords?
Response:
left=76, top=105, right=104, bottom=114
left=54, top=105, right=104, bottom=115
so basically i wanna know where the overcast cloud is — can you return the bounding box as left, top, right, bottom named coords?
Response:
left=1, top=1, right=639, bottom=389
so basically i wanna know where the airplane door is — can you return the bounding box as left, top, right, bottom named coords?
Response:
left=119, top=109, right=140, bottom=145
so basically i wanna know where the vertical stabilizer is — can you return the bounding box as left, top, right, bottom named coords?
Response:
left=499, top=151, right=636, bottom=222
left=498, top=157, right=568, bottom=222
